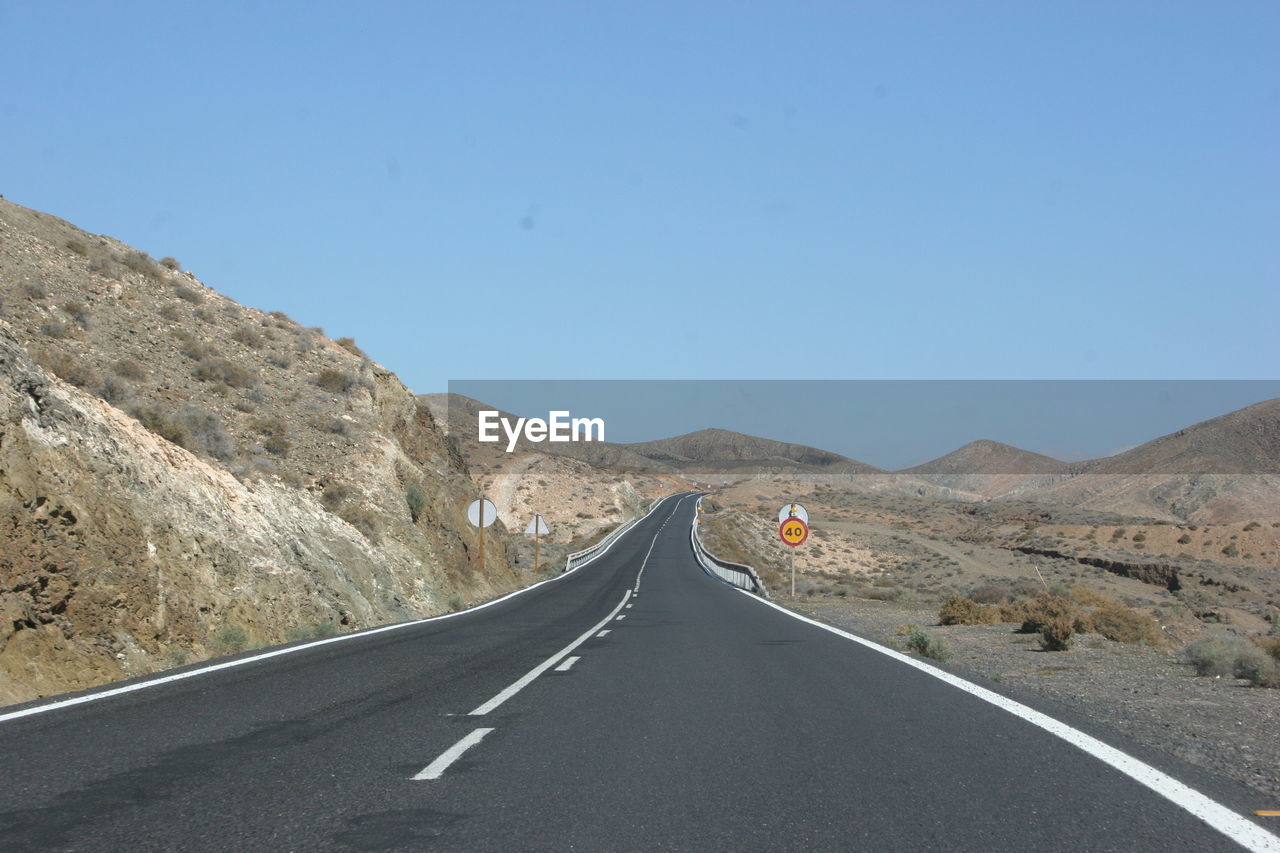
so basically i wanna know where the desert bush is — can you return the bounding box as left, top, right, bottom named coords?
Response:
left=447, top=596, right=463, bottom=612
left=22, top=281, right=48, bottom=299
left=1177, top=534, right=1192, bottom=544
left=128, top=403, right=192, bottom=448
left=65, top=239, right=88, bottom=255
left=157, top=303, right=183, bottom=322
left=178, top=338, right=209, bottom=360
left=39, top=319, right=73, bottom=339
left=321, top=483, right=353, bottom=513
left=231, top=326, right=263, bottom=349
left=175, top=284, right=203, bottom=304
left=1131, top=532, right=1146, bottom=544
left=320, top=417, right=354, bottom=436
left=262, top=434, right=291, bottom=457
left=339, top=505, right=382, bottom=543
left=1090, top=602, right=1163, bottom=645
left=176, top=406, right=235, bottom=459
left=159, top=256, right=181, bottom=270
left=1039, top=617, right=1076, bottom=651
left=267, top=354, right=292, bottom=369
left=315, top=369, right=356, bottom=393
left=193, top=357, right=256, bottom=388
left=98, top=375, right=134, bottom=405
left=30, top=348, right=97, bottom=388
left=1019, top=594, right=1085, bottom=635
left=250, top=416, right=288, bottom=436
left=1182, top=635, right=1280, bottom=687
left=906, top=628, right=952, bottom=662
left=335, top=337, right=366, bottom=357
left=1222, top=543, right=1239, bottom=558
left=938, top=594, right=1002, bottom=626
left=212, top=625, right=249, bottom=654
left=122, top=250, right=161, bottom=278
left=113, top=358, right=146, bottom=380
left=406, top=484, right=427, bottom=522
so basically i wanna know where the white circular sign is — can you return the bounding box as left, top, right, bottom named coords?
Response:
left=777, top=502, right=809, bottom=525
left=467, top=499, right=498, bottom=528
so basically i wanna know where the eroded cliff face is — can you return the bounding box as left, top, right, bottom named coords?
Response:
left=0, top=200, right=520, bottom=706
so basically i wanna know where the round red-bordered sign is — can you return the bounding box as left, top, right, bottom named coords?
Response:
left=779, top=517, right=808, bottom=547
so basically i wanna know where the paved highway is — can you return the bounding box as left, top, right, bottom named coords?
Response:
left=0, top=493, right=1276, bottom=851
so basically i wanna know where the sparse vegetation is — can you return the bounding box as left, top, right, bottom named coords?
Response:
left=22, top=281, right=48, bottom=300
left=159, top=256, right=181, bottom=271
left=122, top=250, right=162, bottom=278
left=335, top=337, right=366, bottom=357
left=315, top=369, right=356, bottom=393
left=1181, top=635, right=1280, bottom=687
left=212, top=625, right=249, bottom=654
left=905, top=628, right=952, bottom=661
left=175, top=284, right=203, bottom=304
left=39, top=319, right=73, bottom=339
left=231, top=326, right=263, bottom=349
left=192, top=356, right=256, bottom=388
left=113, top=358, right=146, bottom=380
left=406, top=484, right=427, bottom=522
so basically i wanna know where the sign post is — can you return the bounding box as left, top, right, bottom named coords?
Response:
left=778, top=503, right=810, bottom=597
left=524, top=513, right=550, bottom=573
left=467, top=498, right=497, bottom=572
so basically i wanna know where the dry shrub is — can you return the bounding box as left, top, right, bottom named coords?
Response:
left=1039, top=617, right=1076, bottom=651
left=192, top=357, right=256, bottom=388
left=231, top=326, right=263, bottom=349
left=938, top=594, right=1002, bottom=626
left=335, top=337, right=366, bottom=357
left=1018, top=594, right=1087, bottom=635
left=1090, top=602, right=1164, bottom=646
left=315, top=369, right=356, bottom=393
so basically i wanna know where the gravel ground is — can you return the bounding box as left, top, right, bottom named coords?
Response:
left=785, top=595, right=1280, bottom=806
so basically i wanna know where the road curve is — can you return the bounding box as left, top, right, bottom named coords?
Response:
left=0, top=493, right=1275, bottom=851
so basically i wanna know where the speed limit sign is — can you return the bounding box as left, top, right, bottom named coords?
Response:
left=779, top=517, right=809, bottom=547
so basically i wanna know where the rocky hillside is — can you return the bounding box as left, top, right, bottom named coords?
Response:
left=0, top=198, right=522, bottom=706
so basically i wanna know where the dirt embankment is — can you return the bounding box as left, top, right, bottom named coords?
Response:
left=0, top=198, right=532, bottom=706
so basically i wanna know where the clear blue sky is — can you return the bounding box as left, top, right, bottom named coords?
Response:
left=2, top=2, right=1276, bottom=392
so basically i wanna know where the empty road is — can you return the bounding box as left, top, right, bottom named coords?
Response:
left=0, top=493, right=1275, bottom=851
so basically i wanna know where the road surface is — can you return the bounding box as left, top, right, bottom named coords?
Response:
left=0, top=493, right=1275, bottom=851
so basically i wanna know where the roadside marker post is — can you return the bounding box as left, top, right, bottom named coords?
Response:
left=524, top=513, right=550, bottom=573
left=778, top=504, right=809, bottom=597
left=467, top=498, right=497, bottom=572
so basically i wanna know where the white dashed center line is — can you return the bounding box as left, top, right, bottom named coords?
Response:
left=554, top=656, right=580, bottom=672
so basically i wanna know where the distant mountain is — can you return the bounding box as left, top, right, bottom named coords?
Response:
left=1072, top=399, right=1280, bottom=476
left=624, top=428, right=883, bottom=474
left=904, top=440, right=1068, bottom=476
left=1003, top=399, right=1280, bottom=521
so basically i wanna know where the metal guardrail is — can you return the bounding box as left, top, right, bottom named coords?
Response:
left=690, top=496, right=769, bottom=598
left=563, top=495, right=669, bottom=573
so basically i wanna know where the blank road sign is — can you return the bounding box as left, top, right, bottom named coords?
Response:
left=467, top=499, right=498, bottom=528
left=778, top=503, right=809, bottom=525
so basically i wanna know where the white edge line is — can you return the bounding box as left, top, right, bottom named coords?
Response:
left=412, top=727, right=494, bottom=780
left=0, top=494, right=687, bottom=726
left=468, top=590, right=632, bottom=716
left=740, top=590, right=1280, bottom=853
left=554, top=656, right=580, bottom=672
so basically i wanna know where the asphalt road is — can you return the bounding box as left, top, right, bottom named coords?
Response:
left=0, top=493, right=1276, bottom=851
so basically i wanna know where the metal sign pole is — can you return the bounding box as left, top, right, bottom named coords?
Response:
left=534, top=514, right=541, bottom=573
left=478, top=500, right=485, bottom=573
left=790, top=549, right=795, bottom=597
